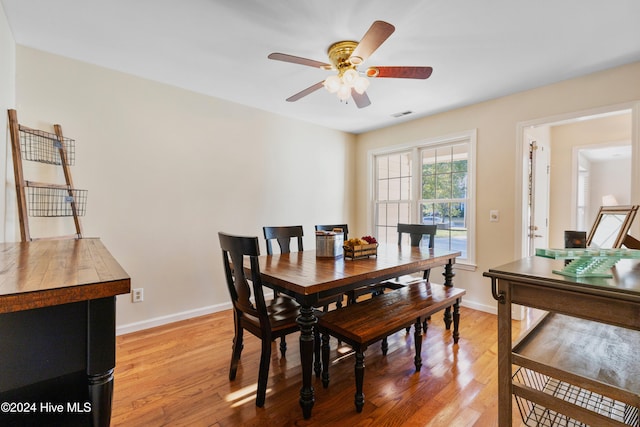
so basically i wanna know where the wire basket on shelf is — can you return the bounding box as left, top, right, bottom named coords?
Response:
left=26, top=185, right=87, bottom=217
left=19, top=125, right=75, bottom=166
left=513, top=367, right=638, bottom=427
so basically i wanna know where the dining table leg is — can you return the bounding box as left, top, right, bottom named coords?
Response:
left=443, top=259, right=455, bottom=329
left=297, top=304, right=316, bottom=419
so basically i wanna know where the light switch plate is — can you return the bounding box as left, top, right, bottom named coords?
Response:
left=490, top=210, right=499, bottom=222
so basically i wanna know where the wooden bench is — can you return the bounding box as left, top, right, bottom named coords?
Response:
left=317, top=280, right=466, bottom=412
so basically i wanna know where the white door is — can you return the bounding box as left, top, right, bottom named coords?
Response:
left=525, top=129, right=550, bottom=256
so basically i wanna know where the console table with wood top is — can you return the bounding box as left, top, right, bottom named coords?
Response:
left=254, top=244, right=460, bottom=419
left=0, top=238, right=130, bottom=426
left=484, top=256, right=639, bottom=427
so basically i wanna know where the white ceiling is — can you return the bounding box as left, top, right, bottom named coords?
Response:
left=2, top=0, right=640, bottom=134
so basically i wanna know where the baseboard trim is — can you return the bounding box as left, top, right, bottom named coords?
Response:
left=460, top=299, right=496, bottom=316
left=116, top=293, right=497, bottom=336
left=116, top=301, right=233, bottom=336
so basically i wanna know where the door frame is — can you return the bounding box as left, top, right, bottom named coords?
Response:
left=514, top=101, right=640, bottom=260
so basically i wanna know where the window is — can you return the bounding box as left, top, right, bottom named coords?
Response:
left=371, top=131, right=476, bottom=266
left=374, top=151, right=413, bottom=244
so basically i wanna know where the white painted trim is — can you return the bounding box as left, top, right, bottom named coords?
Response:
left=460, top=300, right=496, bottom=316
left=632, top=103, right=640, bottom=238
left=116, top=302, right=232, bottom=335
left=116, top=290, right=279, bottom=335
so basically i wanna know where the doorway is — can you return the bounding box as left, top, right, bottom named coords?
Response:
left=515, top=102, right=640, bottom=258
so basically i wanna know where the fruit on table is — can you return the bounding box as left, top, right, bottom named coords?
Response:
left=345, top=236, right=378, bottom=247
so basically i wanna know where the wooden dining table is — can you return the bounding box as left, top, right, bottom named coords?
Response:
left=255, top=244, right=461, bottom=419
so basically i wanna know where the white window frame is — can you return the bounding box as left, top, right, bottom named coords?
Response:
left=368, top=130, right=477, bottom=269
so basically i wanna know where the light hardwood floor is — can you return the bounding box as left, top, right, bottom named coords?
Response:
left=112, top=306, right=533, bottom=426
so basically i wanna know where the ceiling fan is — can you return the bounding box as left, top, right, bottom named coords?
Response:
left=268, top=20, right=433, bottom=108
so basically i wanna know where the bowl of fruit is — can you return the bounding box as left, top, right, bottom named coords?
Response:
left=343, top=235, right=378, bottom=259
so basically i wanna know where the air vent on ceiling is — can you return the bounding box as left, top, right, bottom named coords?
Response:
left=392, top=111, right=413, bottom=118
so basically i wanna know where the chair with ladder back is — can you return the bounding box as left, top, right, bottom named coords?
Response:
left=219, top=231, right=301, bottom=407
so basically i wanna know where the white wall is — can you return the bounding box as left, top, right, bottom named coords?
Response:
left=0, top=4, right=16, bottom=243
left=590, top=158, right=631, bottom=210
left=355, top=62, right=640, bottom=314
left=13, top=46, right=356, bottom=333
left=549, top=114, right=632, bottom=246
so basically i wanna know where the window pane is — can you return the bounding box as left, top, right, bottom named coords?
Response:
left=437, top=202, right=450, bottom=224
left=420, top=203, right=437, bottom=224
left=422, top=174, right=435, bottom=199
left=436, top=146, right=452, bottom=173
left=378, top=179, right=389, bottom=201
left=400, top=152, right=411, bottom=177
left=388, top=154, right=401, bottom=178
left=378, top=203, right=387, bottom=225
left=452, top=172, right=467, bottom=198
left=452, top=144, right=468, bottom=170
left=387, top=203, right=399, bottom=225
left=400, top=177, right=411, bottom=200
left=450, top=202, right=467, bottom=258
left=421, top=151, right=436, bottom=199
left=377, top=156, right=388, bottom=179
left=422, top=155, right=436, bottom=175
left=388, top=178, right=401, bottom=200
left=399, top=203, right=410, bottom=223
left=436, top=173, right=452, bottom=199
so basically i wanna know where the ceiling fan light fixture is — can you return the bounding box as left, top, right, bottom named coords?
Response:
left=323, top=75, right=341, bottom=93
left=353, top=76, right=370, bottom=94
left=342, top=68, right=359, bottom=86
left=337, top=84, right=351, bottom=101
left=324, top=68, right=370, bottom=99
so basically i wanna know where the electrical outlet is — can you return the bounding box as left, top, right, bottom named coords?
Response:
left=132, top=288, right=144, bottom=303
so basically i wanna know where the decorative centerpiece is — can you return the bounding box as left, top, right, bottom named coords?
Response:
left=316, top=230, right=344, bottom=258
left=535, top=247, right=640, bottom=278
left=344, top=235, right=378, bottom=260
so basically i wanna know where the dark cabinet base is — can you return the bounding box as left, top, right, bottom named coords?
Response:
left=0, top=298, right=116, bottom=427
left=0, top=371, right=95, bottom=426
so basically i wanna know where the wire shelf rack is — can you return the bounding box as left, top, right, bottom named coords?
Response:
left=513, top=367, right=639, bottom=427
left=26, top=185, right=87, bottom=217
left=19, top=125, right=75, bottom=166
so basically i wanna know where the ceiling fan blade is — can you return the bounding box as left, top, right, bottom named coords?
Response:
left=268, top=53, right=331, bottom=69
left=349, top=21, right=395, bottom=65
left=351, top=89, right=371, bottom=109
left=286, top=81, right=325, bottom=102
left=366, top=66, right=433, bottom=79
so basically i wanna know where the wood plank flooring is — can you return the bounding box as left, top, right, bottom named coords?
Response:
left=112, top=306, right=534, bottom=426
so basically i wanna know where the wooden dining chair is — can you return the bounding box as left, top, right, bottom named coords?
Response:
left=218, top=232, right=301, bottom=407
left=395, top=223, right=438, bottom=281
left=263, top=225, right=344, bottom=375
left=393, top=223, right=441, bottom=332
left=347, top=223, right=438, bottom=303
left=263, top=226, right=346, bottom=311
left=315, top=224, right=349, bottom=241
left=263, top=225, right=304, bottom=255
